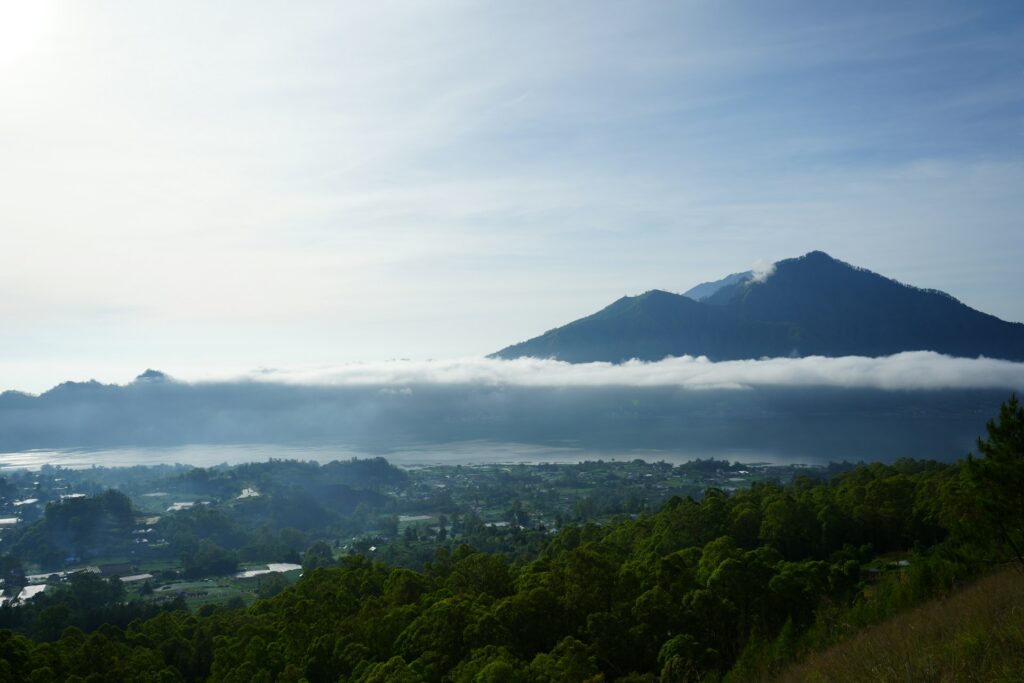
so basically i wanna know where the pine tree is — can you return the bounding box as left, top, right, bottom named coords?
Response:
left=964, top=394, right=1024, bottom=567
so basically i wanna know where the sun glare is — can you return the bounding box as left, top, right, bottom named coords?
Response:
left=0, top=1, right=52, bottom=69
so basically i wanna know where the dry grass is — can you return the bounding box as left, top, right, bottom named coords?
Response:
left=772, top=566, right=1024, bottom=683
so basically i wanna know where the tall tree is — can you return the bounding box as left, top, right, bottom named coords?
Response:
left=964, top=394, right=1024, bottom=567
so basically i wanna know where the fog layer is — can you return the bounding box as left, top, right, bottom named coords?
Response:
left=1, top=353, right=1020, bottom=463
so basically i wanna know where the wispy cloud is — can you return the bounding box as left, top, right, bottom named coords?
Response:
left=750, top=260, right=776, bottom=284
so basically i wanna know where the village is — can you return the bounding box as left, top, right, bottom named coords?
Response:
left=0, top=455, right=825, bottom=609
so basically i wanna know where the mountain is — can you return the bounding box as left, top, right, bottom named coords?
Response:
left=682, top=270, right=752, bottom=301
left=493, top=251, right=1024, bottom=362
left=492, top=289, right=800, bottom=363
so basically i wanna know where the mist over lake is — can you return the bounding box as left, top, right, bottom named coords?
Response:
left=2, top=360, right=1015, bottom=466
left=0, top=442, right=792, bottom=472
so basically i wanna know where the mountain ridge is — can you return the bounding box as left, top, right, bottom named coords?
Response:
left=493, top=251, right=1024, bottom=362
left=682, top=270, right=753, bottom=301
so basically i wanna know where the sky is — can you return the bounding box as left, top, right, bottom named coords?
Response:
left=1, top=1, right=1022, bottom=393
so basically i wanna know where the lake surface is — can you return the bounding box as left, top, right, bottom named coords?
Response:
left=1, top=386, right=1003, bottom=466
left=0, top=441, right=797, bottom=471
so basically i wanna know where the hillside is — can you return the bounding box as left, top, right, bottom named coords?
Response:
left=773, top=565, right=1024, bottom=682
left=493, top=251, right=1024, bottom=362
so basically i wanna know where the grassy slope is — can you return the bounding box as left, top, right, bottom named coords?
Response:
left=774, top=565, right=1024, bottom=683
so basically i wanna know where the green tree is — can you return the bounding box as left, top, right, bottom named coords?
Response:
left=529, top=637, right=601, bottom=683
left=0, top=554, right=26, bottom=597
left=256, top=572, right=290, bottom=599
left=447, top=553, right=513, bottom=598
left=302, top=541, right=335, bottom=571
left=963, top=394, right=1024, bottom=566
left=357, top=656, right=422, bottom=683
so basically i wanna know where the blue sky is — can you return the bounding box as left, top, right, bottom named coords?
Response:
left=1, top=1, right=1022, bottom=392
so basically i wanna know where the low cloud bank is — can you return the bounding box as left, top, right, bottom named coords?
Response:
left=222, top=352, right=1024, bottom=392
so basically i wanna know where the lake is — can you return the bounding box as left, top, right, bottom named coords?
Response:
left=0, top=441, right=798, bottom=471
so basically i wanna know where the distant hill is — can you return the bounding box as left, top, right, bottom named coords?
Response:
left=493, top=251, right=1024, bottom=362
